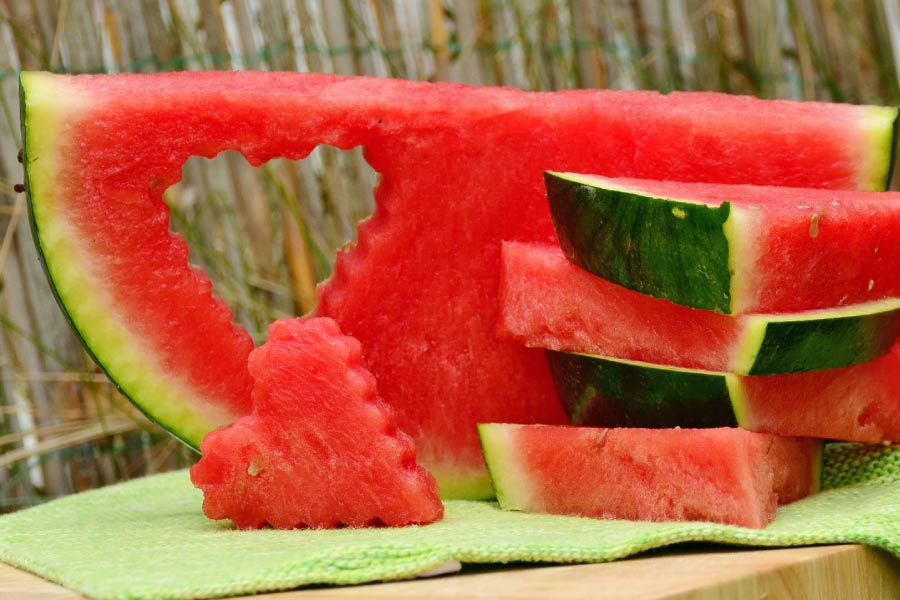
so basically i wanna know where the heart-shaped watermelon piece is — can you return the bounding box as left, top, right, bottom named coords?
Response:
left=190, top=317, right=443, bottom=529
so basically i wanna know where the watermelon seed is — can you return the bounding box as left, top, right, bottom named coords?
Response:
left=247, top=457, right=264, bottom=477
left=839, top=294, right=849, bottom=305
left=593, top=428, right=609, bottom=450
left=796, top=204, right=811, bottom=209
left=13, top=183, right=25, bottom=193
left=868, top=279, right=875, bottom=291
left=16, top=149, right=23, bottom=163
left=808, top=213, right=820, bottom=238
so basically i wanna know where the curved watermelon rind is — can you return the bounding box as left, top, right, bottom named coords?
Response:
left=19, top=72, right=239, bottom=450
left=477, top=423, right=529, bottom=510
left=20, top=75, right=201, bottom=450
left=547, top=164, right=900, bottom=315
left=425, top=467, right=495, bottom=501
left=864, top=105, right=900, bottom=191
left=733, top=297, right=900, bottom=375
left=555, top=349, right=899, bottom=445
left=545, top=171, right=734, bottom=313
left=546, top=350, right=739, bottom=429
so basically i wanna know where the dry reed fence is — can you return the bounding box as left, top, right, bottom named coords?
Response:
left=0, top=0, right=898, bottom=512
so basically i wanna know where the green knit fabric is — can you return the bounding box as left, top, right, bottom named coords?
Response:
left=0, top=443, right=898, bottom=600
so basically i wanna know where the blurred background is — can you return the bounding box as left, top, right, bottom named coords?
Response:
left=0, top=0, right=899, bottom=512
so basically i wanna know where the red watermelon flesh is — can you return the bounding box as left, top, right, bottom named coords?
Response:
left=190, top=317, right=443, bottom=529
left=738, top=342, right=900, bottom=444
left=501, top=241, right=900, bottom=443
left=498, top=241, right=739, bottom=371
left=478, top=424, right=822, bottom=529
left=21, top=71, right=897, bottom=498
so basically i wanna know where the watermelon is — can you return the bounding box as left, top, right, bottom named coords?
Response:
left=547, top=349, right=900, bottom=444
left=738, top=342, right=900, bottom=444
left=20, top=71, right=898, bottom=499
left=546, top=173, right=900, bottom=314
left=478, top=424, right=822, bottom=528
left=498, top=242, right=900, bottom=374
left=190, top=317, right=443, bottom=529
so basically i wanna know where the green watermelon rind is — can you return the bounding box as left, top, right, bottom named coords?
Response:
left=19, top=72, right=233, bottom=450
left=546, top=351, right=739, bottom=429
left=547, top=151, right=900, bottom=315
left=735, top=297, right=900, bottom=375
left=423, top=466, right=495, bottom=501
left=552, top=349, right=896, bottom=445
left=477, top=423, right=530, bottom=511
left=863, top=105, right=900, bottom=191
left=546, top=172, right=734, bottom=313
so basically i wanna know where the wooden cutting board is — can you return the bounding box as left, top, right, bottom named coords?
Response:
left=1, top=544, right=898, bottom=599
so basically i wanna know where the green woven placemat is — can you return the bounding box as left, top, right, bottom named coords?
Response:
left=1, top=443, right=898, bottom=600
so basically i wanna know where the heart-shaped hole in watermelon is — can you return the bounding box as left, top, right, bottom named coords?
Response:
left=33, top=137, right=381, bottom=450
left=166, top=147, right=377, bottom=338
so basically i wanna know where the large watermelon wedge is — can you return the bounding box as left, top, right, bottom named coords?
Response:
left=19, top=71, right=898, bottom=498
left=546, top=173, right=900, bottom=314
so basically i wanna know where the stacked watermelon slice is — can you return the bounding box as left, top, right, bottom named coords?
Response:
left=486, top=173, right=900, bottom=527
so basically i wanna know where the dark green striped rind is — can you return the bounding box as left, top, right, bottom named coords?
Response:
left=745, top=305, right=900, bottom=375
left=545, top=171, right=733, bottom=313
left=19, top=72, right=235, bottom=451
left=546, top=351, right=738, bottom=429
left=881, top=108, right=900, bottom=190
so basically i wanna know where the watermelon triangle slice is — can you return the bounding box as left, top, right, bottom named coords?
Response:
left=478, top=424, right=822, bottom=529
left=190, top=317, right=443, bottom=529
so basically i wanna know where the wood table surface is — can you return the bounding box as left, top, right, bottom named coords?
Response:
left=1, top=543, right=899, bottom=599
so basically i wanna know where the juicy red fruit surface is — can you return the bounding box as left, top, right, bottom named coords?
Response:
left=497, top=242, right=739, bottom=371
left=56, top=72, right=887, bottom=493
left=741, top=342, right=900, bottom=444
left=493, top=425, right=819, bottom=529
left=190, top=317, right=443, bottom=529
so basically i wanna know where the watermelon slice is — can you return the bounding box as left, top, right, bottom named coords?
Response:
left=547, top=349, right=900, bottom=444
left=478, top=424, right=822, bottom=529
left=20, top=71, right=897, bottom=498
left=738, top=342, right=900, bottom=444
left=547, top=173, right=900, bottom=314
left=498, top=242, right=900, bottom=374
left=190, top=317, right=443, bottom=529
